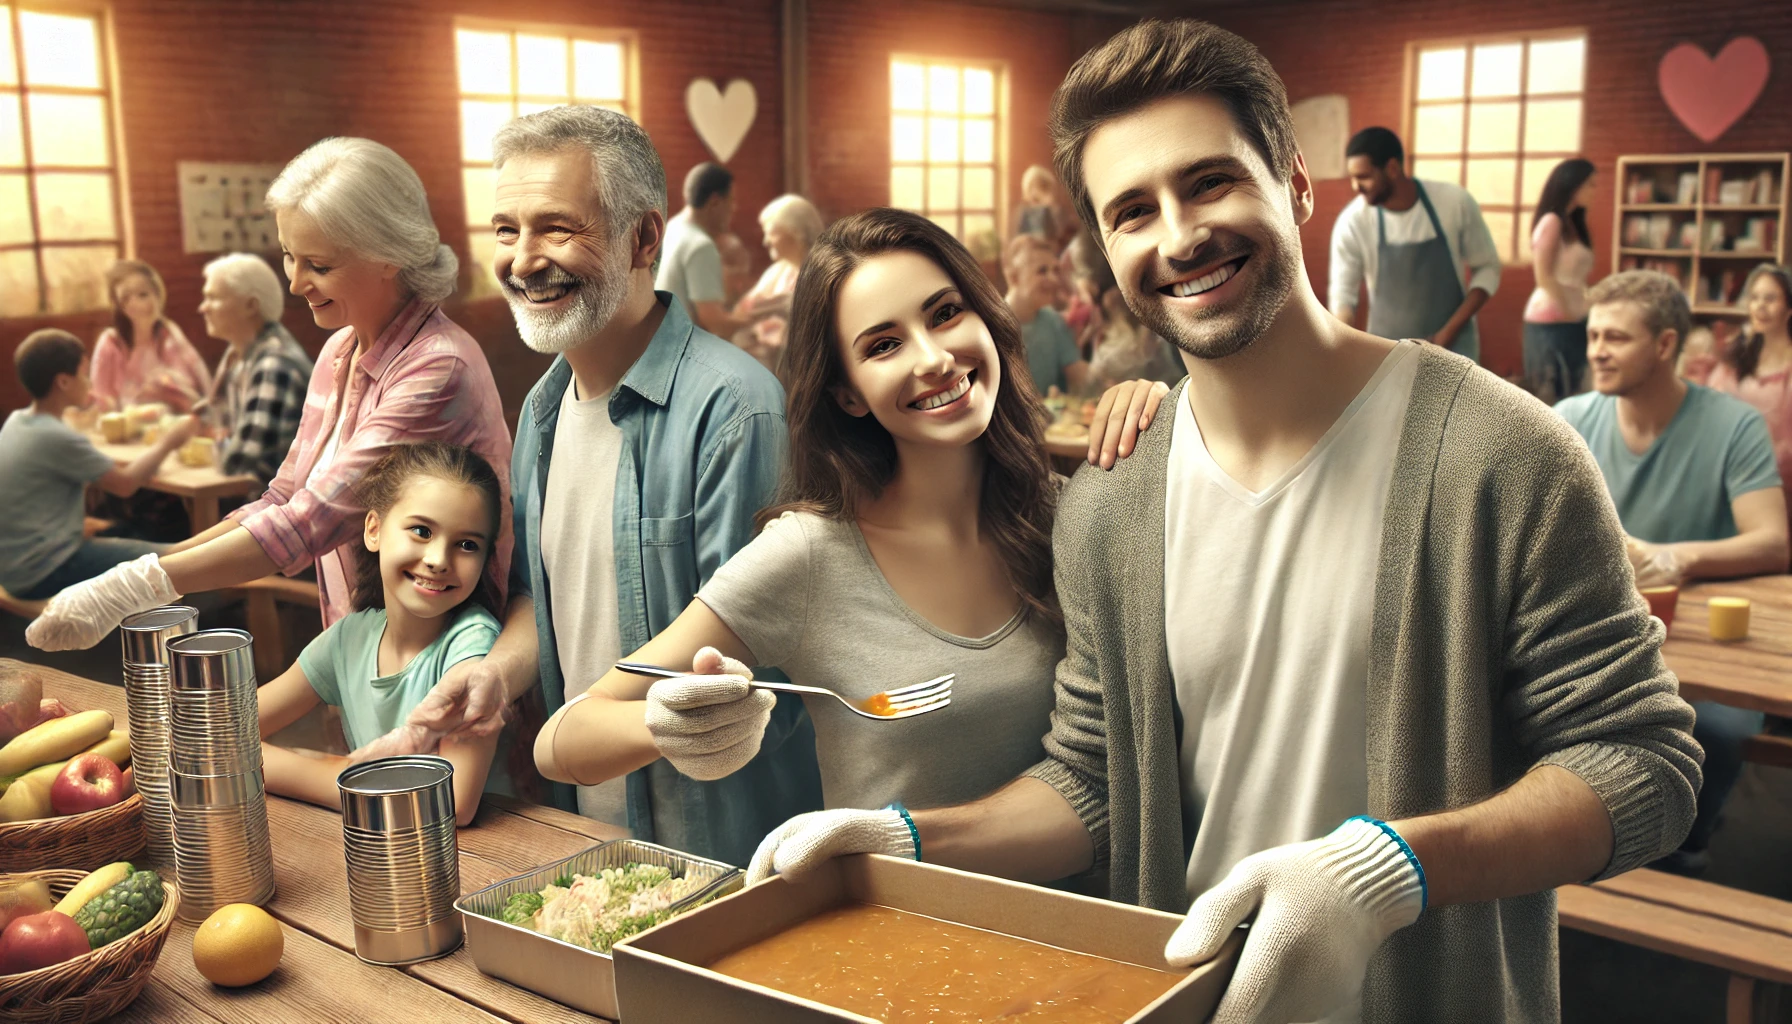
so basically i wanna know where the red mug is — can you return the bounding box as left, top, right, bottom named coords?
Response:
left=1640, top=585, right=1680, bottom=630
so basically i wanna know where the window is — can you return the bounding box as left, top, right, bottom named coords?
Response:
left=454, top=21, right=637, bottom=298
left=0, top=4, right=125, bottom=317
left=1406, top=32, right=1586, bottom=264
left=890, top=57, right=1004, bottom=255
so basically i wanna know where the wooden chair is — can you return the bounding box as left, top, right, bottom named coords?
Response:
left=1558, top=868, right=1792, bottom=1023
left=222, top=576, right=320, bottom=679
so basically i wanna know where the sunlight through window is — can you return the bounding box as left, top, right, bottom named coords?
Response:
left=890, top=57, right=1003, bottom=256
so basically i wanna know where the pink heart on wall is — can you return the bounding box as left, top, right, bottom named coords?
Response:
left=1658, top=38, right=1771, bottom=143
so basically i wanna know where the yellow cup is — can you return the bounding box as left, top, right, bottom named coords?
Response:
left=1707, top=597, right=1750, bottom=642
left=98, top=412, right=130, bottom=444
left=178, top=435, right=217, bottom=468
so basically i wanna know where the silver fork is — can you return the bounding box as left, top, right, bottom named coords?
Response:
left=614, top=662, right=953, bottom=721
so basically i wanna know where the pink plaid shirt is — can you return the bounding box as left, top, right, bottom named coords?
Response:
left=228, top=299, right=513, bottom=627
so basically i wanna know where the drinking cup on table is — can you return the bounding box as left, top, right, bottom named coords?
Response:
left=1707, top=597, right=1750, bottom=642
left=99, top=412, right=131, bottom=444
left=179, top=435, right=216, bottom=468
left=1639, top=585, right=1679, bottom=630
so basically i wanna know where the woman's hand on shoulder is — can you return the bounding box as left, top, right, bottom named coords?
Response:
left=1086, top=379, right=1171, bottom=470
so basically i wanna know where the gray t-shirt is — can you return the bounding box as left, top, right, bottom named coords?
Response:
left=1022, top=307, right=1081, bottom=394
left=0, top=410, right=116, bottom=592
left=655, top=211, right=725, bottom=323
left=698, top=511, right=1063, bottom=811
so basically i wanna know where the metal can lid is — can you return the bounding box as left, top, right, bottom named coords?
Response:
left=120, top=605, right=198, bottom=663
left=338, top=756, right=457, bottom=832
left=167, top=629, right=253, bottom=656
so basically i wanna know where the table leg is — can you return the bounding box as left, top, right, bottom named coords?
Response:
left=189, top=495, right=221, bottom=534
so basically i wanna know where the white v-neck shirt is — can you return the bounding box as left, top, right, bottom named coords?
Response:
left=1165, top=341, right=1419, bottom=907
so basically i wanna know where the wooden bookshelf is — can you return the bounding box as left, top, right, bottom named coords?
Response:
left=1614, top=153, right=1789, bottom=320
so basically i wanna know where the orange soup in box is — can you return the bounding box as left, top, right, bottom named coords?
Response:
left=611, top=854, right=1241, bottom=1024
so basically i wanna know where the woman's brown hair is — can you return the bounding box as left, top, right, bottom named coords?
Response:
left=1724, top=264, right=1792, bottom=381
left=763, top=208, right=1060, bottom=625
left=351, top=442, right=504, bottom=617
left=105, top=259, right=169, bottom=349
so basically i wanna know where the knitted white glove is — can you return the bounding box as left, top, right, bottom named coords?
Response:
left=1625, top=536, right=1685, bottom=589
left=1166, top=817, right=1426, bottom=1024
left=644, top=647, right=774, bottom=781
left=26, top=554, right=180, bottom=651
left=747, top=808, right=919, bottom=884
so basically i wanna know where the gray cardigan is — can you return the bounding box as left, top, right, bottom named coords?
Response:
left=1026, top=345, right=1701, bottom=1022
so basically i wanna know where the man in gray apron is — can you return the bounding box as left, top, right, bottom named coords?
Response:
left=1328, top=127, right=1502, bottom=363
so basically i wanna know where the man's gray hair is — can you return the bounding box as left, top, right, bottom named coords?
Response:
left=202, top=253, right=286, bottom=325
left=1588, top=270, right=1693, bottom=350
left=265, top=137, right=458, bottom=304
left=492, top=105, right=668, bottom=245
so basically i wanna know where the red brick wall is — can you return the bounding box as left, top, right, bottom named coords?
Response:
left=1205, top=0, right=1792, bottom=377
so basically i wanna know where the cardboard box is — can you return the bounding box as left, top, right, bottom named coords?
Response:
left=613, top=854, right=1242, bottom=1023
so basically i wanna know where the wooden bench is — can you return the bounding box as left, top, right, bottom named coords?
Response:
left=1743, top=732, right=1792, bottom=771
left=1558, top=868, right=1792, bottom=1023
left=222, top=575, right=319, bottom=679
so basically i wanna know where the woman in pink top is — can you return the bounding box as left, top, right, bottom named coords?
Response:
left=1521, top=159, right=1597, bottom=404
left=90, top=260, right=211, bottom=413
left=28, top=137, right=514, bottom=649
left=730, top=194, right=825, bottom=374
left=1708, top=264, right=1792, bottom=523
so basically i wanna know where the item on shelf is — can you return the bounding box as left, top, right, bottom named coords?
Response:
left=1719, top=180, right=1750, bottom=206
left=1678, top=221, right=1701, bottom=249
left=1677, top=172, right=1700, bottom=205
left=1753, top=168, right=1778, bottom=205
left=1628, top=174, right=1658, bottom=204
left=1706, top=166, right=1724, bottom=205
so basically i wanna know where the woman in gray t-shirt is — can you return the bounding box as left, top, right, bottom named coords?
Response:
left=536, top=209, right=1126, bottom=817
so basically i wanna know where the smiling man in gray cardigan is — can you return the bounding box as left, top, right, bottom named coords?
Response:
left=744, top=20, right=1701, bottom=1024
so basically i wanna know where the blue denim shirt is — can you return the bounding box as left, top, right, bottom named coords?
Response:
left=511, top=294, right=822, bottom=866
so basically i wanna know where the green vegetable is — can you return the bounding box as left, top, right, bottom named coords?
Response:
left=500, top=891, right=544, bottom=925
left=73, top=870, right=164, bottom=948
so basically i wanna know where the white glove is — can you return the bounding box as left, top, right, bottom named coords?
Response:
left=747, top=807, right=919, bottom=885
left=644, top=647, right=774, bottom=781
left=26, top=554, right=180, bottom=651
left=1625, top=536, right=1685, bottom=589
left=1166, top=817, right=1425, bottom=1024
left=407, top=658, right=510, bottom=737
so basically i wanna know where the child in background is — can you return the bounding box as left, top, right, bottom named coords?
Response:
left=257, top=442, right=506, bottom=826
left=0, top=330, right=195, bottom=601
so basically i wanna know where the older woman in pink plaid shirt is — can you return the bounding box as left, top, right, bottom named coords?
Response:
left=29, top=138, right=512, bottom=649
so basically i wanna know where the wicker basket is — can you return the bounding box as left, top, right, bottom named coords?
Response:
left=0, top=868, right=178, bottom=1024
left=0, top=796, right=147, bottom=873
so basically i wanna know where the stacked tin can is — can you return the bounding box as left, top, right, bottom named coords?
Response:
left=338, top=756, right=463, bottom=965
left=165, top=628, right=276, bottom=922
left=118, top=605, right=198, bottom=861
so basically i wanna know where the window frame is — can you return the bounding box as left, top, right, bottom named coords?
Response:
left=1401, top=28, right=1588, bottom=266
left=0, top=0, right=131, bottom=318
left=888, top=53, right=1009, bottom=250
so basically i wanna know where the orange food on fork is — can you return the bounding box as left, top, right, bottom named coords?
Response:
left=865, top=693, right=896, bottom=717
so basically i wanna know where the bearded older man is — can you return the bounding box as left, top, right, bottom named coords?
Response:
left=407, top=105, right=822, bottom=866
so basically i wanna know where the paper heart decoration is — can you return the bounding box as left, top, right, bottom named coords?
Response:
left=685, top=78, right=757, bottom=163
left=1658, top=38, right=1770, bottom=143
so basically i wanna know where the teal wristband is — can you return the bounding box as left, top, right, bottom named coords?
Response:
left=1346, top=814, right=1428, bottom=912
left=885, top=802, right=922, bottom=861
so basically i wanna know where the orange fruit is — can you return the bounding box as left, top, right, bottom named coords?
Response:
left=192, top=903, right=283, bottom=986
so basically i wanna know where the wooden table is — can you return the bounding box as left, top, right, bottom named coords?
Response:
left=89, top=438, right=260, bottom=533
left=12, top=660, right=627, bottom=1024
left=1661, top=577, right=1792, bottom=719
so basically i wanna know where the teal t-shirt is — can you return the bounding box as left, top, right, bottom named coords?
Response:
left=1021, top=307, right=1081, bottom=395
left=298, top=604, right=504, bottom=785
left=1556, top=383, right=1781, bottom=543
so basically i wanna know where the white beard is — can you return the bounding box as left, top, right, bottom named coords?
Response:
left=505, top=254, right=631, bottom=354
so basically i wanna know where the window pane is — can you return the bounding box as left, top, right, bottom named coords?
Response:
left=963, top=214, right=997, bottom=260
left=0, top=249, right=39, bottom=317
left=517, top=101, right=557, bottom=116
left=1416, top=48, right=1465, bottom=101
left=1410, top=157, right=1461, bottom=185
left=891, top=166, right=923, bottom=208
left=0, top=14, right=15, bottom=86
left=1482, top=210, right=1515, bottom=263
left=1466, top=101, right=1518, bottom=154
left=1412, top=104, right=1463, bottom=155
left=929, top=213, right=959, bottom=239
left=1524, top=98, right=1581, bottom=153
left=0, top=96, right=21, bottom=166
left=42, top=243, right=115, bottom=313
left=1521, top=157, right=1562, bottom=206
left=463, top=167, right=495, bottom=229
left=19, top=11, right=99, bottom=89
left=516, top=35, right=568, bottom=98
left=928, top=66, right=959, bottom=113
left=928, top=116, right=958, bottom=163
left=1470, top=42, right=1522, bottom=97
left=456, top=29, right=511, bottom=95
left=28, top=94, right=108, bottom=166
left=1528, top=38, right=1584, bottom=95
left=891, top=116, right=923, bottom=162
left=465, top=229, right=500, bottom=299
left=891, top=61, right=924, bottom=112
left=927, top=166, right=959, bottom=212
left=1465, top=157, right=1517, bottom=206
left=963, top=68, right=994, bottom=115
left=34, top=172, right=114, bottom=240
left=461, top=100, right=513, bottom=162
left=963, top=167, right=994, bottom=211
left=574, top=41, right=624, bottom=101
left=963, top=118, right=993, bottom=164
left=0, top=171, right=31, bottom=244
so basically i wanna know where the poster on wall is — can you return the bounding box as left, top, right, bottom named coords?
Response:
left=1290, top=95, right=1350, bottom=181
left=178, top=162, right=282, bottom=254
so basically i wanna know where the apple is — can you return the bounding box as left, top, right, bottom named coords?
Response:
left=120, top=766, right=136, bottom=797
left=0, top=881, right=53, bottom=932
left=0, top=911, right=90, bottom=974
left=49, top=753, right=124, bottom=816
